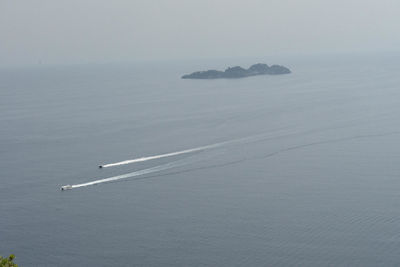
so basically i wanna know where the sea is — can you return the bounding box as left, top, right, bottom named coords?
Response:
left=1, top=53, right=400, bottom=266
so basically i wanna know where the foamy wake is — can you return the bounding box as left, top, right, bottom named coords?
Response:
left=69, top=159, right=190, bottom=189
left=98, top=128, right=295, bottom=169
left=99, top=142, right=228, bottom=168
left=99, top=125, right=356, bottom=169
left=63, top=130, right=400, bottom=190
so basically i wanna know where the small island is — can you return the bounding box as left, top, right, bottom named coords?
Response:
left=182, top=63, right=291, bottom=79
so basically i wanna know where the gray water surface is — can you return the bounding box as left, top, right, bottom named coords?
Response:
left=1, top=54, right=400, bottom=266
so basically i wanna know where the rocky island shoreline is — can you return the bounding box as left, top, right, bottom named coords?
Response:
left=182, top=63, right=291, bottom=79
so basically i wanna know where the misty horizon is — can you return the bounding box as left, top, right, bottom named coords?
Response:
left=1, top=0, right=400, bottom=67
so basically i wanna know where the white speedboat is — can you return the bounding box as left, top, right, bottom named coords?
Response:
left=61, top=185, right=72, bottom=190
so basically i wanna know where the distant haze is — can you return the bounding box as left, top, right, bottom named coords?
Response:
left=1, top=0, right=399, bottom=66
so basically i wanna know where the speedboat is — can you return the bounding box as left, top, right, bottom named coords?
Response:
left=98, top=165, right=103, bottom=168
left=61, top=185, right=72, bottom=190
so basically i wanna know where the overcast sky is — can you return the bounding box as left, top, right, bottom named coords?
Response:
left=1, top=0, right=399, bottom=66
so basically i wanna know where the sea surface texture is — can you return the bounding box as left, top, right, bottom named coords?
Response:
left=1, top=54, right=400, bottom=266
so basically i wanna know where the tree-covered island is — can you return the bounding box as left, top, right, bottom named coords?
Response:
left=182, top=63, right=291, bottom=79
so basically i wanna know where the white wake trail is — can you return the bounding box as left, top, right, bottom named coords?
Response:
left=100, top=143, right=225, bottom=168
left=70, top=159, right=190, bottom=189
left=99, top=124, right=342, bottom=169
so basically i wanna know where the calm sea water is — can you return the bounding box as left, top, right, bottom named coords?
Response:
left=1, top=54, right=400, bottom=266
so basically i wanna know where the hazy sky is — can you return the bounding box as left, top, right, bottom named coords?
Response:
left=1, top=0, right=399, bottom=66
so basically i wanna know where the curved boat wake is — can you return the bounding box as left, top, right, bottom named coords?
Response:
left=61, top=156, right=201, bottom=190
left=99, top=143, right=223, bottom=168
left=97, top=123, right=367, bottom=169
left=61, top=130, right=400, bottom=190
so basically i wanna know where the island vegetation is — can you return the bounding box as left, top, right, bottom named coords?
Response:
left=0, top=255, right=18, bottom=267
left=182, top=63, right=291, bottom=79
